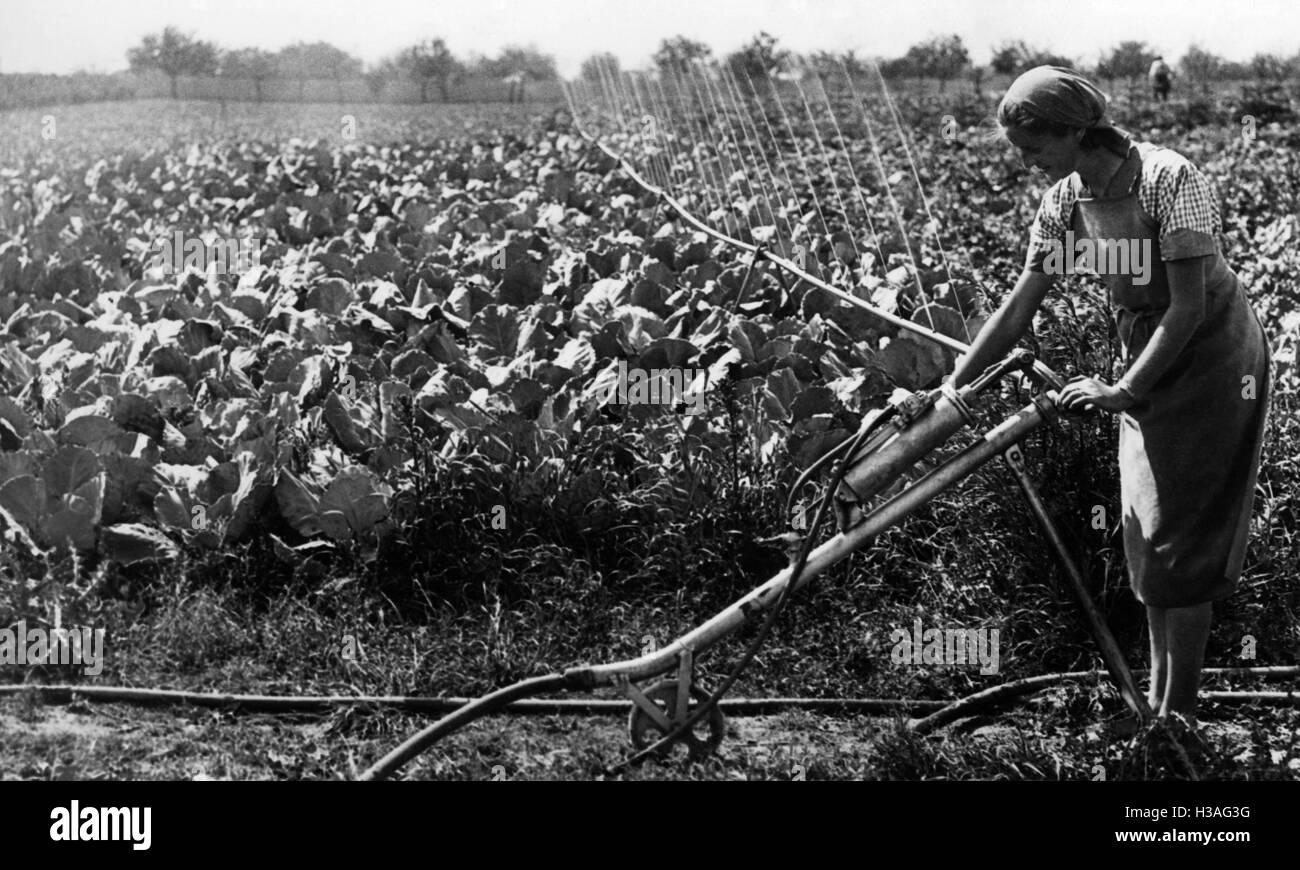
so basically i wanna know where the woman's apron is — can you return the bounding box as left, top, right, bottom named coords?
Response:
left=1070, top=146, right=1271, bottom=608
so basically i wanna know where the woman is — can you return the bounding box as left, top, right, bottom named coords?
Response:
left=950, top=66, right=1271, bottom=728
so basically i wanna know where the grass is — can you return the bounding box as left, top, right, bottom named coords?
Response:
left=2, top=448, right=1296, bottom=781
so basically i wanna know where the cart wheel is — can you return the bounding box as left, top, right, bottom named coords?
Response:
left=627, top=680, right=726, bottom=759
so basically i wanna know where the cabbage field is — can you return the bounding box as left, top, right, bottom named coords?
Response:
left=0, top=88, right=1296, bottom=780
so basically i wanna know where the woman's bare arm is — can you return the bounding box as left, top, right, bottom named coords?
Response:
left=950, top=268, right=1057, bottom=388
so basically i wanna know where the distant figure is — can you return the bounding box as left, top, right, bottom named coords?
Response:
left=1149, top=57, right=1173, bottom=102
left=505, top=71, right=527, bottom=104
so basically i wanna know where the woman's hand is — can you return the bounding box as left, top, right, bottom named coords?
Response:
left=1056, top=376, right=1136, bottom=414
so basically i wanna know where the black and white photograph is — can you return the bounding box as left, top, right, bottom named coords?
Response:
left=0, top=0, right=1296, bottom=813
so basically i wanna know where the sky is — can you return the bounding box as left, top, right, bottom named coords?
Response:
left=1, top=0, right=1296, bottom=77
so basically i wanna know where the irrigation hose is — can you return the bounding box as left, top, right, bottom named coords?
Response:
left=4, top=669, right=1294, bottom=781
left=565, top=117, right=974, bottom=358
left=3, top=670, right=1292, bottom=715
left=356, top=673, right=568, bottom=781
left=784, top=406, right=896, bottom=519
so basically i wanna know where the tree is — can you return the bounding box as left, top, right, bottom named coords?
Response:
left=834, top=49, right=867, bottom=80
left=988, top=43, right=1018, bottom=76
left=652, top=36, right=713, bottom=74
left=903, top=34, right=969, bottom=91
left=1178, top=45, right=1224, bottom=95
left=803, top=50, right=864, bottom=97
left=989, top=40, right=1074, bottom=76
left=219, top=48, right=276, bottom=102
left=488, top=45, right=558, bottom=81
left=323, top=47, right=363, bottom=101
left=580, top=52, right=619, bottom=83
left=1249, top=53, right=1290, bottom=82
left=397, top=39, right=463, bottom=102
left=276, top=42, right=361, bottom=101
left=1096, top=41, right=1158, bottom=96
left=126, top=26, right=218, bottom=99
left=364, top=61, right=397, bottom=101
left=487, top=45, right=558, bottom=102
left=721, top=31, right=788, bottom=99
left=276, top=43, right=311, bottom=100
left=1218, top=60, right=1252, bottom=81
left=728, top=31, right=788, bottom=82
left=877, top=55, right=916, bottom=79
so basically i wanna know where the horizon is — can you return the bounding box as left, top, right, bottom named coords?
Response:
left=0, top=0, right=1296, bottom=78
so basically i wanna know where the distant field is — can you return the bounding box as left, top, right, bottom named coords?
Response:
left=0, top=99, right=564, bottom=158
left=0, top=70, right=569, bottom=111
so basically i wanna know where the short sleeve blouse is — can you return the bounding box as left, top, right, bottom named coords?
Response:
left=1025, top=141, right=1223, bottom=272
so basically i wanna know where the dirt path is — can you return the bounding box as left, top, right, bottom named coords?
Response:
left=3, top=693, right=1293, bottom=780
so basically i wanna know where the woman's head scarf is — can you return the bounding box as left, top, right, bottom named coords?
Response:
left=997, top=65, right=1130, bottom=151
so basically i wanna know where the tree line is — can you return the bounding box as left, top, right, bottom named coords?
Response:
left=583, top=32, right=1300, bottom=95
left=5, top=27, right=1296, bottom=111
left=125, top=26, right=559, bottom=103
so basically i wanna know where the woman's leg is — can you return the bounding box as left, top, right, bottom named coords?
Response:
left=1146, top=606, right=1168, bottom=712
left=1159, top=602, right=1213, bottom=723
